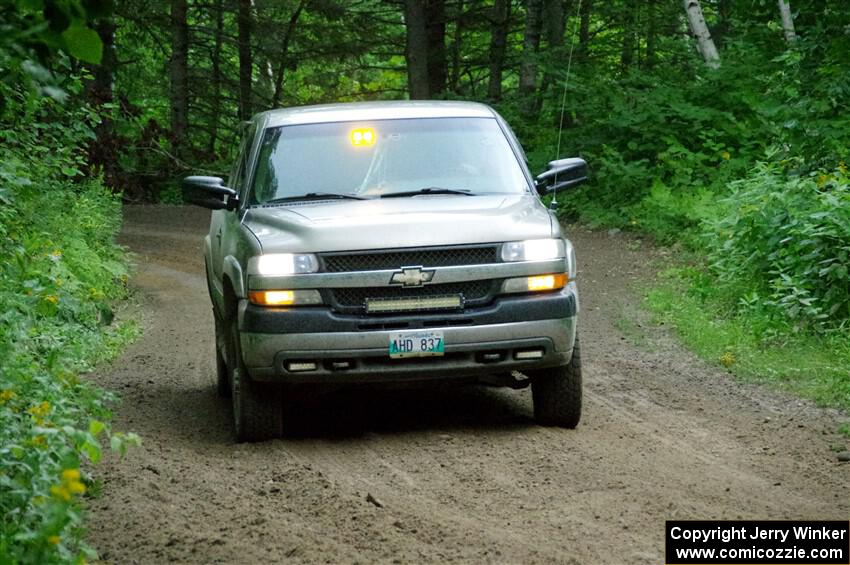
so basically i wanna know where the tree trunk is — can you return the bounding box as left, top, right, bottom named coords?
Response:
left=777, top=0, right=797, bottom=43
left=86, top=14, right=119, bottom=187
left=683, top=0, right=720, bottom=68
left=578, top=0, right=592, bottom=59
left=620, top=0, right=636, bottom=68
left=646, top=0, right=657, bottom=68
left=449, top=0, right=463, bottom=93
left=208, top=0, right=223, bottom=156
left=538, top=0, right=568, bottom=102
left=620, top=0, right=637, bottom=69
left=519, top=0, right=544, bottom=117
left=487, top=0, right=510, bottom=101
left=404, top=0, right=431, bottom=99
left=425, top=0, right=447, bottom=96
left=271, top=0, right=306, bottom=108
left=544, top=0, right=567, bottom=54
left=715, top=0, right=732, bottom=47
left=237, top=0, right=253, bottom=120
left=87, top=18, right=116, bottom=107
left=170, top=0, right=189, bottom=151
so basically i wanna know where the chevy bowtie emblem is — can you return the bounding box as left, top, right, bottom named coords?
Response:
left=390, top=266, right=435, bottom=287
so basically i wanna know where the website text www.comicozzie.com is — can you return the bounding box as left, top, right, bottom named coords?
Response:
left=673, top=545, right=843, bottom=562
left=665, top=521, right=850, bottom=565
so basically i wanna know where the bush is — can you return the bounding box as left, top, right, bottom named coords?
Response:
left=703, top=162, right=850, bottom=334
left=1, top=93, right=139, bottom=563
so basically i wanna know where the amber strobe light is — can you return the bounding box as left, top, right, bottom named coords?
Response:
left=350, top=127, right=376, bottom=147
left=527, top=273, right=567, bottom=292
left=248, top=290, right=295, bottom=306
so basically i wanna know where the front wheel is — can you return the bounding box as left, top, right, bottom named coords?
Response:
left=227, top=319, right=283, bottom=442
left=529, top=334, right=582, bottom=428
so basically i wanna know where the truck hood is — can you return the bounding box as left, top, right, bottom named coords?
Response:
left=243, top=194, right=554, bottom=253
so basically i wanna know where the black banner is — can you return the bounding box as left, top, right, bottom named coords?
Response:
left=666, top=521, right=850, bottom=564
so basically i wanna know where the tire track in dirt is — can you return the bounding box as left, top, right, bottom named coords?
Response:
left=86, top=205, right=849, bottom=564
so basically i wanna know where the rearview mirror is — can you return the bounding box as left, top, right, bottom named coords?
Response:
left=535, top=157, right=588, bottom=195
left=182, top=176, right=238, bottom=210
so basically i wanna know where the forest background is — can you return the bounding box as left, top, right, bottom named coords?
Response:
left=1, top=0, right=848, bottom=561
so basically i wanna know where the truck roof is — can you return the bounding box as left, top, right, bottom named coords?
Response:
left=255, top=100, right=497, bottom=129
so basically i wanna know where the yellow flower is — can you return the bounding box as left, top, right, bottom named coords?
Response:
left=50, top=468, right=86, bottom=502
left=27, top=401, right=51, bottom=419
left=721, top=150, right=731, bottom=160
left=720, top=351, right=736, bottom=367
left=0, top=390, right=14, bottom=404
left=816, top=173, right=831, bottom=187
left=31, top=435, right=47, bottom=448
left=47, top=535, right=60, bottom=546
left=68, top=481, right=86, bottom=495
left=44, top=294, right=59, bottom=305
left=50, top=484, right=72, bottom=502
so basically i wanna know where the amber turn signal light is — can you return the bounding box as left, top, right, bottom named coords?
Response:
left=248, top=290, right=295, bottom=306
left=527, top=273, right=567, bottom=292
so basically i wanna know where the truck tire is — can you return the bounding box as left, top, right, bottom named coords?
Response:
left=227, top=320, right=283, bottom=442
left=214, top=317, right=231, bottom=398
left=530, top=334, right=582, bottom=428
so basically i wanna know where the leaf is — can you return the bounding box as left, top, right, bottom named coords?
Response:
left=88, top=419, right=105, bottom=437
left=61, top=21, right=103, bottom=64
left=82, top=440, right=102, bottom=463
left=40, top=86, right=68, bottom=103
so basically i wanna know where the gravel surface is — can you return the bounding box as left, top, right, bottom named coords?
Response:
left=87, top=205, right=849, bottom=564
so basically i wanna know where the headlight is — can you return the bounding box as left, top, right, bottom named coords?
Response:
left=501, top=239, right=565, bottom=262
left=565, top=239, right=577, bottom=280
left=251, top=253, right=319, bottom=275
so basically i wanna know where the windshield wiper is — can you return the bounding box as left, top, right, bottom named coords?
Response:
left=262, top=192, right=368, bottom=204
left=380, top=187, right=473, bottom=198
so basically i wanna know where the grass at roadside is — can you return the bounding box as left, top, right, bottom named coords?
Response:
left=1, top=112, right=142, bottom=561
left=645, top=268, right=850, bottom=428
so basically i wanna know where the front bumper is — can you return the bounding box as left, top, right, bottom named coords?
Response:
left=238, top=286, right=578, bottom=384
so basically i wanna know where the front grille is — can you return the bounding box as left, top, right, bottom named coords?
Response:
left=320, top=244, right=499, bottom=273
left=328, top=280, right=497, bottom=314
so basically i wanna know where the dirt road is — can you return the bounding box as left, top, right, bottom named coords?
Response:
left=87, top=205, right=849, bottom=564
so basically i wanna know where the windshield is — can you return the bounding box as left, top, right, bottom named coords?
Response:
left=249, top=117, right=529, bottom=204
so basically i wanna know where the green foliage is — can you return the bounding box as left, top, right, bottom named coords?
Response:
left=1, top=1, right=105, bottom=101
left=502, top=28, right=850, bottom=245
left=491, top=4, right=850, bottom=407
left=60, top=22, right=103, bottom=65
left=704, top=163, right=850, bottom=334
left=1, top=14, right=139, bottom=559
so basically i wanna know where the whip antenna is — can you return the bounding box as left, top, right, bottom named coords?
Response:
left=551, top=0, right=583, bottom=209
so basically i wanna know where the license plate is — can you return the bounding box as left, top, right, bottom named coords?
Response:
left=388, top=331, right=445, bottom=359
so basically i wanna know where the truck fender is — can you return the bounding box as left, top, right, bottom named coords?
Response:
left=222, top=255, right=246, bottom=300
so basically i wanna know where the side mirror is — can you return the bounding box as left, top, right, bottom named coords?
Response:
left=182, top=176, right=238, bottom=210
left=535, top=157, right=588, bottom=195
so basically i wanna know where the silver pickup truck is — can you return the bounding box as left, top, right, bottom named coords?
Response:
left=183, top=101, right=587, bottom=441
